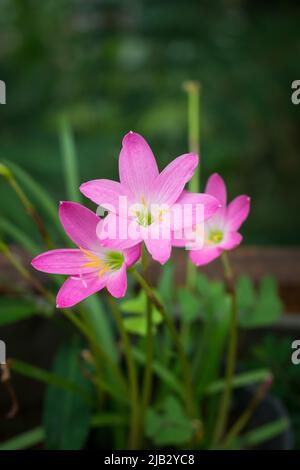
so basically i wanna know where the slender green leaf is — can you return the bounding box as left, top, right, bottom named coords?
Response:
left=205, top=369, right=272, bottom=395
left=146, top=396, right=194, bottom=446
left=11, top=358, right=91, bottom=403
left=234, top=418, right=289, bottom=449
left=0, top=218, right=40, bottom=255
left=43, top=338, right=93, bottom=450
left=0, top=298, right=38, bottom=326
left=81, top=296, right=117, bottom=362
left=91, top=413, right=127, bottom=427
left=133, top=347, right=183, bottom=396
left=59, top=115, right=81, bottom=203
left=0, top=427, right=45, bottom=450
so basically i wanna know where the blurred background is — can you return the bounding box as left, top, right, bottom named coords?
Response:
left=0, top=0, right=300, bottom=450
left=0, top=0, right=300, bottom=245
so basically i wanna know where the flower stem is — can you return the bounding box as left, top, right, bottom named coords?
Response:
left=212, top=252, right=237, bottom=446
left=221, top=375, right=273, bottom=449
left=183, top=80, right=201, bottom=190
left=107, top=296, right=140, bottom=449
left=0, top=164, right=53, bottom=248
left=131, top=267, right=196, bottom=418
left=183, top=80, right=201, bottom=292
left=140, top=292, right=153, bottom=431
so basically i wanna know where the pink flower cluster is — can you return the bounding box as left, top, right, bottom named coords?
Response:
left=32, top=132, right=250, bottom=307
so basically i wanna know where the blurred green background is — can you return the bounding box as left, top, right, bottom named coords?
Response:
left=0, top=0, right=300, bottom=244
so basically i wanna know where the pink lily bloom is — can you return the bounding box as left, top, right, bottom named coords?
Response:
left=174, top=173, right=250, bottom=266
left=80, top=131, right=220, bottom=265
left=31, top=202, right=141, bottom=308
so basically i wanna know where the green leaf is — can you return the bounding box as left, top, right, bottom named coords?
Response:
left=195, top=302, right=231, bottom=397
left=234, top=418, right=289, bottom=449
left=82, top=295, right=117, bottom=362
left=0, top=427, right=45, bottom=450
left=178, top=287, right=200, bottom=322
left=0, top=298, right=38, bottom=326
left=1, top=160, right=67, bottom=242
left=145, top=396, right=194, bottom=446
left=239, top=276, right=283, bottom=328
left=236, top=275, right=256, bottom=312
left=205, top=368, right=272, bottom=395
left=59, top=114, right=82, bottom=203
left=133, top=348, right=183, bottom=396
left=0, top=218, right=40, bottom=255
left=10, top=358, right=91, bottom=402
left=157, top=261, right=174, bottom=307
left=120, top=291, right=162, bottom=336
left=43, top=338, right=93, bottom=450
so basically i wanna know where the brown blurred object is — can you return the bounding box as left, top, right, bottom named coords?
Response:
left=148, top=246, right=300, bottom=314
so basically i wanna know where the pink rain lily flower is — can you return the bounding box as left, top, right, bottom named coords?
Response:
left=174, top=173, right=250, bottom=266
left=31, top=202, right=141, bottom=308
left=80, top=131, right=220, bottom=265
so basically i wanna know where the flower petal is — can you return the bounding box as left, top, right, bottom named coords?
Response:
left=56, top=274, right=106, bottom=308
left=119, top=132, right=159, bottom=200
left=80, top=179, right=132, bottom=214
left=59, top=201, right=101, bottom=250
left=106, top=264, right=127, bottom=298
left=144, top=238, right=172, bottom=265
left=172, top=190, right=220, bottom=229
left=124, top=243, right=142, bottom=267
left=220, top=231, right=243, bottom=250
left=98, top=213, right=143, bottom=249
left=151, top=153, right=198, bottom=205
left=205, top=173, right=227, bottom=206
left=189, top=246, right=221, bottom=266
left=226, top=195, right=250, bottom=231
left=31, top=249, right=94, bottom=275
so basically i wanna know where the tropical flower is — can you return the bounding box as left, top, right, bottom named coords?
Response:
left=31, top=202, right=141, bottom=307
left=80, top=131, right=220, bottom=265
left=174, top=173, right=250, bottom=266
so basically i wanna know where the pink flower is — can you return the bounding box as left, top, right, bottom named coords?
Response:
left=175, top=173, right=250, bottom=266
left=31, top=202, right=141, bottom=307
left=80, top=132, right=219, bottom=265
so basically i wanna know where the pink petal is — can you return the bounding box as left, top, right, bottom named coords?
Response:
left=119, top=132, right=159, bottom=200
left=124, top=244, right=142, bottom=267
left=205, top=173, right=227, bottom=206
left=220, top=231, right=243, bottom=250
left=226, top=195, right=250, bottom=231
left=56, top=274, right=106, bottom=308
left=151, top=153, right=198, bottom=205
left=99, top=213, right=143, bottom=249
left=189, top=246, right=222, bottom=266
left=172, top=190, right=220, bottom=229
left=59, top=202, right=101, bottom=250
left=106, top=264, right=127, bottom=298
left=31, top=249, right=94, bottom=275
left=144, top=238, right=172, bottom=265
left=80, top=179, right=132, bottom=214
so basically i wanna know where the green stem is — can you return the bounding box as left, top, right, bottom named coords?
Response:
left=107, top=296, right=140, bottom=449
left=140, top=296, right=153, bottom=431
left=221, top=376, right=272, bottom=449
left=183, top=80, right=201, bottom=291
left=212, top=252, right=237, bottom=446
left=0, top=164, right=53, bottom=248
left=183, top=80, right=201, bottom=190
left=131, top=268, right=196, bottom=418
